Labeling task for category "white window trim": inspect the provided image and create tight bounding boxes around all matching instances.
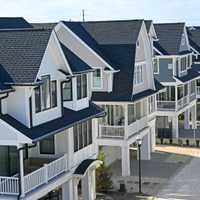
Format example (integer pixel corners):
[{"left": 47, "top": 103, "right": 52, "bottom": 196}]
[
  {"left": 153, "top": 58, "right": 159, "bottom": 74},
  {"left": 134, "top": 64, "right": 144, "bottom": 86},
  {"left": 92, "top": 68, "right": 103, "bottom": 90}
]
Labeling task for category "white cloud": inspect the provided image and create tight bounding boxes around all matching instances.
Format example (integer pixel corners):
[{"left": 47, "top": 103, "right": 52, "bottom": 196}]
[{"left": 0, "top": 0, "right": 200, "bottom": 25}]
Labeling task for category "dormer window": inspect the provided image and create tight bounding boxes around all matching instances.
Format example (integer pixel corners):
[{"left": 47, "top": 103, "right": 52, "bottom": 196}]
[
  {"left": 62, "top": 79, "right": 72, "bottom": 101},
  {"left": 34, "top": 75, "right": 57, "bottom": 113},
  {"left": 77, "top": 74, "right": 87, "bottom": 100},
  {"left": 41, "top": 76, "right": 51, "bottom": 110},
  {"left": 92, "top": 68, "right": 102, "bottom": 89}
]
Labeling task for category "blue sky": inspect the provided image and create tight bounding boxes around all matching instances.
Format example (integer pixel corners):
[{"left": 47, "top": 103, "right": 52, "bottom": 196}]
[{"left": 1, "top": 0, "right": 200, "bottom": 25}]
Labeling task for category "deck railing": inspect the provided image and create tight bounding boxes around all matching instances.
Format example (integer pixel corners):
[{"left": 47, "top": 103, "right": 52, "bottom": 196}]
[
  {"left": 177, "top": 96, "right": 189, "bottom": 111},
  {"left": 99, "top": 125, "right": 125, "bottom": 138},
  {"left": 24, "top": 154, "right": 68, "bottom": 194},
  {"left": 0, "top": 176, "right": 19, "bottom": 195},
  {"left": 157, "top": 101, "right": 176, "bottom": 111}
]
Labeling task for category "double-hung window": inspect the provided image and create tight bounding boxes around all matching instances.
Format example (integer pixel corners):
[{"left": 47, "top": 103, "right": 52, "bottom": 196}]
[
  {"left": 51, "top": 81, "right": 57, "bottom": 108},
  {"left": 134, "top": 64, "right": 143, "bottom": 85},
  {"left": 40, "top": 136, "right": 55, "bottom": 154},
  {"left": 62, "top": 79, "right": 72, "bottom": 101},
  {"left": 92, "top": 69, "right": 102, "bottom": 89},
  {"left": 41, "top": 76, "right": 51, "bottom": 110},
  {"left": 73, "top": 120, "right": 92, "bottom": 152},
  {"left": 77, "top": 74, "right": 87, "bottom": 100},
  {"left": 34, "top": 76, "right": 57, "bottom": 113}
]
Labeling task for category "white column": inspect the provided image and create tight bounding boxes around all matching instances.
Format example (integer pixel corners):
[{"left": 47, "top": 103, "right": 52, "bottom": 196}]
[
  {"left": 150, "top": 120, "right": 156, "bottom": 152},
  {"left": 191, "top": 105, "right": 197, "bottom": 129},
  {"left": 73, "top": 178, "right": 79, "bottom": 200},
  {"left": 140, "top": 134, "right": 151, "bottom": 160},
  {"left": 18, "top": 146, "right": 25, "bottom": 197},
  {"left": 82, "top": 170, "right": 95, "bottom": 200},
  {"left": 184, "top": 109, "right": 190, "bottom": 129},
  {"left": 121, "top": 145, "right": 130, "bottom": 176},
  {"left": 91, "top": 169, "right": 96, "bottom": 200},
  {"left": 172, "top": 115, "right": 179, "bottom": 138},
  {"left": 62, "top": 179, "right": 73, "bottom": 200}
]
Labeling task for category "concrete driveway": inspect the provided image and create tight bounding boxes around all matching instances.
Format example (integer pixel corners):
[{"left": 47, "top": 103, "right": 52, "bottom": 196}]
[{"left": 155, "top": 157, "right": 200, "bottom": 200}]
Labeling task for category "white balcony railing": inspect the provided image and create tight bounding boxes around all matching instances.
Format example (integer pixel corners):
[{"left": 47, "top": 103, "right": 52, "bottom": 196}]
[
  {"left": 24, "top": 154, "right": 68, "bottom": 194},
  {"left": 99, "top": 125, "right": 125, "bottom": 138},
  {"left": 190, "top": 93, "right": 196, "bottom": 102},
  {"left": 157, "top": 101, "right": 176, "bottom": 111},
  {"left": 127, "top": 116, "right": 148, "bottom": 138},
  {"left": 177, "top": 96, "right": 189, "bottom": 111},
  {"left": 0, "top": 176, "right": 19, "bottom": 195}
]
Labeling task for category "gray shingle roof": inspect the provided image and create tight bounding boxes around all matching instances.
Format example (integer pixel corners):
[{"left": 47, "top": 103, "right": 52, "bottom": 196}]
[
  {"left": 31, "top": 23, "right": 57, "bottom": 30},
  {"left": 0, "top": 17, "right": 32, "bottom": 29},
  {"left": 0, "top": 29, "right": 52, "bottom": 84},
  {"left": 60, "top": 42, "right": 93, "bottom": 74},
  {"left": 154, "top": 23, "right": 185, "bottom": 55},
  {"left": 0, "top": 103, "right": 104, "bottom": 142},
  {"left": 63, "top": 20, "right": 145, "bottom": 101},
  {"left": 187, "top": 27, "right": 200, "bottom": 53}
]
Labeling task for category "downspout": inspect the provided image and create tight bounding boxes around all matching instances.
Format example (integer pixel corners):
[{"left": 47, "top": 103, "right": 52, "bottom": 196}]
[
  {"left": 0, "top": 93, "right": 9, "bottom": 115},
  {"left": 17, "top": 143, "right": 37, "bottom": 200}
]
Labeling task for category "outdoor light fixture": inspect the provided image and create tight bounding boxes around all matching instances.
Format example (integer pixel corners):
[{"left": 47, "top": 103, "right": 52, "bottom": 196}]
[{"left": 136, "top": 137, "right": 142, "bottom": 194}]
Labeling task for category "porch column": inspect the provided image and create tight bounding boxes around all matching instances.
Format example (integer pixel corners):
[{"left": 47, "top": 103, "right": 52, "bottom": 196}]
[
  {"left": 172, "top": 115, "right": 179, "bottom": 138},
  {"left": 184, "top": 109, "right": 190, "bottom": 129},
  {"left": 191, "top": 105, "right": 197, "bottom": 129},
  {"left": 140, "top": 133, "right": 151, "bottom": 160},
  {"left": 18, "top": 146, "right": 25, "bottom": 197},
  {"left": 150, "top": 120, "right": 156, "bottom": 152},
  {"left": 62, "top": 179, "right": 73, "bottom": 200},
  {"left": 121, "top": 145, "right": 130, "bottom": 176},
  {"left": 82, "top": 170, "right": 95, "bottom": 200},
  {"left": 73, "top": 178, "right": 79, "bottom": 200}
]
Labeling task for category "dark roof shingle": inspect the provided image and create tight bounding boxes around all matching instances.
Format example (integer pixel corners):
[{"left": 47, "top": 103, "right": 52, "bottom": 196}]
[
  {"left": 154, "top": 23, "right": 185, "bottom": 55},
  {"left": 0, "top": 29, "right": 51, "bottom": 84}
]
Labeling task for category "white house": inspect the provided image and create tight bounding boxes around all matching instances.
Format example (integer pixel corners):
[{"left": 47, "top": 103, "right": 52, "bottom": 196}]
[
  {"left": 153, "top": 23, "right": 200, "bottom": 139},
  {"left": 0, "top": 18, "right": 105, "bottom": 200},
  {"left": 59, "top": 19, "right": 164, "bottom": 177}
]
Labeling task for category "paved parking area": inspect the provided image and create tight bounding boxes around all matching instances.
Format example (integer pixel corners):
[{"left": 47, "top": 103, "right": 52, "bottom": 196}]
[{"left": 109, "top": 145, "right": 200, "bottom": 197}]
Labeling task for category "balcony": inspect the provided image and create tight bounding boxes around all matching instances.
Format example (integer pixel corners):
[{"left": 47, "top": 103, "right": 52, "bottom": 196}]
[
  {"left": 99, "top": 125, "right": 125, "bottom": 138},
  {"left": 157, "top": 101, "right": 176, "bottom": 111},
  {"left": 157, "top": 94, "right": 196, "bottom": 112},
  {"left": 0, "top": 154, "right": 68, "bottom": 196}
]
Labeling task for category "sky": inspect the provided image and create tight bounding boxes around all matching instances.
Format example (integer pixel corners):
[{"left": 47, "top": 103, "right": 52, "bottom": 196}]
[{"left": 1, "top": 0, "right": 200, "bottom": 25}]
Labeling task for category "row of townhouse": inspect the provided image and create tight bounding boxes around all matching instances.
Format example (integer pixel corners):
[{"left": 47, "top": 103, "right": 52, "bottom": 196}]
[{"left": 0, "top": 17, "right": 200, "bottom": 200}]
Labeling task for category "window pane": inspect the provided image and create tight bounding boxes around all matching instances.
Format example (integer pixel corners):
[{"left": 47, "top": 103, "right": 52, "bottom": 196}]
[
  {"left": 74, "top": 126, "right": 79, "bottom": 152},
  {"left": 82, "top": 74, "right": 87, "bottom": 98},
  {"left": 93, "top": 69, "right": 102, "bottom": 88},
  {"left": 34, "top": 86, "right": 41, "bottom": 113},
  {"left": 83, "top": 122, "right": 88, "bottom": 147},
  {"left": 128, "top": 104, "right": 136, "bottom": 125},
  {"left": 51, "top": 81, "right": 57, "bottom": 107},
  {"left": 78, "top": 124, "right": 83, "bottom": 149},
  {"left": 77, "top": 76, "right": 82, "bottom": 100},
  {"left": 63, "top": 80, "right": 72, "bottom": 101},
  {"left": 41, "top": 76, "right": 50, "bottom": 110},
  {"left": 40, "top": 136, "right": 55, "bottom": 154},
  {"left": 88, "top": 120, "right": 92, "bottom": 144}
]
